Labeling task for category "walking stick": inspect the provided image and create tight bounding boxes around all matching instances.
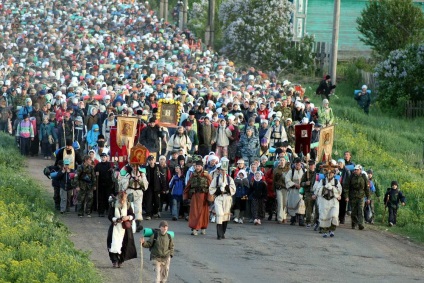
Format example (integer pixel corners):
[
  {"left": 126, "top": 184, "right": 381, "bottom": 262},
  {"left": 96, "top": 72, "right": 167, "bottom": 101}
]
[
  {"left": 140, "top": 233, "right": 144, "bottom": 283},
  {"left": 96, "top": 171, "right": 99, "bottom": 212}
]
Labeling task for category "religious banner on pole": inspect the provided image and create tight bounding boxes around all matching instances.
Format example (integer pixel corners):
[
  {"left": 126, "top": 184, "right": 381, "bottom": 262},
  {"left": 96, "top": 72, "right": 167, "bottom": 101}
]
[
  {"left": 294, "top": 123, "right": 313, "bottom": 156},
  {"left": 317, "top": 125, "right": 335, "bottom": 162},
  {"left": 109, "top": 127, "right": 128, "bottom": 168},
  {"left": 129, "top": 144, "right": 149, "bottom": 166},
  {"left": 116, "top": 116, "right": 138, "bottom": 152}
]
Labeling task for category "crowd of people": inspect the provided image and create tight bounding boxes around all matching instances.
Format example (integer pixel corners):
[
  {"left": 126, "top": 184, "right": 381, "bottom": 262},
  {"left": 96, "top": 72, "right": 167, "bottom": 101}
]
[{"left": 0, "top": 0, "right": 407, "bottom": 278}]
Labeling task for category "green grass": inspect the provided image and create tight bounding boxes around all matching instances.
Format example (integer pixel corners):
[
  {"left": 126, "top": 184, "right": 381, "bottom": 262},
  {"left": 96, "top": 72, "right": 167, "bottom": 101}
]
[
  {"left": 306, "top": 71, "right": 424, "bottom": 243},
  {"left": 0, "top": 133, "right": 102, "bottom": 282}
]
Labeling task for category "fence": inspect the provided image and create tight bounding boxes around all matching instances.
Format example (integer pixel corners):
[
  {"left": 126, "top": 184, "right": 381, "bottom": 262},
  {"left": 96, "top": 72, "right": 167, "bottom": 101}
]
[
  {"left": 405, "top": 101, "right": 424, "bottom": 118},
  {"left": 360, "top": 70, "right": 376, "bottom": 91}
]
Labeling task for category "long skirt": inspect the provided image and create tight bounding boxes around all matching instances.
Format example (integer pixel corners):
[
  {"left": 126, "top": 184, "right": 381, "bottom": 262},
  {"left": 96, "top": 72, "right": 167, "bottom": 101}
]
[{"left": 188, "top": 192, "right": 209, "bottom": 230}]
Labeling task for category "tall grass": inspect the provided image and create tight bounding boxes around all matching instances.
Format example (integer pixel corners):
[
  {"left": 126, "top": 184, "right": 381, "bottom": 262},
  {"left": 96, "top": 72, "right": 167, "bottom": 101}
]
[
  {"left": 306, "top": 64, "right": 424, "bottom": 242},
  {"left": 0, "top": 133, "right": 101, "bottom": 282}
]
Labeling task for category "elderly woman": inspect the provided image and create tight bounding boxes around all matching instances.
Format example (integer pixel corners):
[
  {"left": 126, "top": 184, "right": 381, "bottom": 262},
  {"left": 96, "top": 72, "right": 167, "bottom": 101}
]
[{"left": 107, "top": 190, "right": 137, "bottom": 268}]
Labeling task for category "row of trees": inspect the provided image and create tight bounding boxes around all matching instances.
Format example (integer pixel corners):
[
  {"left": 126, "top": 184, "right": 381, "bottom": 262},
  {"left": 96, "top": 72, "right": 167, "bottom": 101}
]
[
  {"left": 357, "top": 0, "right": 424, "bottom": 111},
  {"left": 184, "top": 0, "right": 423, "bottom": 113}
]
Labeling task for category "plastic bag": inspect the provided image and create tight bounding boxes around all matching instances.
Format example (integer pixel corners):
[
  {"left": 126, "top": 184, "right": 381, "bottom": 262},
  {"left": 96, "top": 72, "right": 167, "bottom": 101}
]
[{"left": 364, "top": 203, "right": 373, "bottom": 223}]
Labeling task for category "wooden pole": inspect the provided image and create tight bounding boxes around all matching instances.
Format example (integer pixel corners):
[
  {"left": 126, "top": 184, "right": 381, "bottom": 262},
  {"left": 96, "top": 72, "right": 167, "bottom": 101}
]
[
  {"left": 164, "top": 0, "right": 168, "bottom": 22},
  {"left": 159, "top": 0, "right": 164, "bottom": 20},
  {"left": 183, "top": 0, "right": 188, "bottom": 29},
  {"left": 330, "top": 0, "right": 340, "bottom": 84}
]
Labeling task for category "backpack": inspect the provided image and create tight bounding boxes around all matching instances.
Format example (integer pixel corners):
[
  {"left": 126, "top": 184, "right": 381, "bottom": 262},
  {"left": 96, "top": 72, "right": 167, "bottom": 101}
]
[
  {"left": 322, "top": 177, "right": 338, "bottom": 187},
  {"left": 149, "top": 229, "right": 172, "bottom": 260}
]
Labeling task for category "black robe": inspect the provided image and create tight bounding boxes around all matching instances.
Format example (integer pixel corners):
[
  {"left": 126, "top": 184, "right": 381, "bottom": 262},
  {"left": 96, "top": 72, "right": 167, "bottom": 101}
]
[{"left": 106, "top": 203, "right": 137, "bottom": 263}]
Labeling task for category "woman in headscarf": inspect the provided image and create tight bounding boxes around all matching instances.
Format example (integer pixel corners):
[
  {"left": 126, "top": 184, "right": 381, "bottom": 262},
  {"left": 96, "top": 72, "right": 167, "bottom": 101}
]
[{"left": 107, "top": 190, "right": 137, "bottom": 268}]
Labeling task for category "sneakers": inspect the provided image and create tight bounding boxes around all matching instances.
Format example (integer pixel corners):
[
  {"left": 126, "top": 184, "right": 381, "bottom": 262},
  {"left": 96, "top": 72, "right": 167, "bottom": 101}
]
[
  {"left": 211, "top": 215, "right": 216, "bottom": 223},
  {"left": 257, "top": 219, "right": 261, "bottom": 225},
  {"left": 239, "top": 219, "right": 244, "bottom": 224},
  {"left": 191, "top": 230, "right": 198, "bottom": 236},
  {"left": 323, "top": 233, "right": 328, "bottom": 238},
  {"left": 306, "top": 224, "right": 311, "bottom": 228},
  {"left": 313, "top": 223, "right": 319, "bottom": 231},
  {"left": 254, "top": 219, "right": 258, "bottom": 225},
  {"left": 145, "top": 216, "right": 151, "bottom": 220},
  {"left": 201, "top": 229, "right": 206, "bottom": 235},
  {"left": 172, "top": 216, "right": 178, "bottom": 221},
  {"left": 329, "top": 231, "right": 335, "bottom": 237},
  {"left": 87, "top": 214, "right": 91, "bottom": 218},
  {"left": 233, "top": 217, "right": 239, "bottom": 223},
  {"left": 389, "top": 222, "right": 393, "bottom": 227}
]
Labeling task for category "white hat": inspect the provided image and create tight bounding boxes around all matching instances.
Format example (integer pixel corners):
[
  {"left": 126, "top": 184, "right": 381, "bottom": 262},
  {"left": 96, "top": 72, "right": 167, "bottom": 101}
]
[
  {"left": 362, "top": 85, "right": 367, "bottom": 89},
  {"left": 354, "top": 165, "right": 362, "bottom": 170},
  {"left": 283, "top": 80, "right": 291, "bottom": 86}
]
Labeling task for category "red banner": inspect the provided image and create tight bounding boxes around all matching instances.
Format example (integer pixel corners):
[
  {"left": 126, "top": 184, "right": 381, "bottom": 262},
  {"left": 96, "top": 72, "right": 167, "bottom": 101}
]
[
  {"left": 109, "top": 127, "right": 128, "bottom": 168},
  {"left": 295, "top": 124, "right": 313, "bottom": 155}
]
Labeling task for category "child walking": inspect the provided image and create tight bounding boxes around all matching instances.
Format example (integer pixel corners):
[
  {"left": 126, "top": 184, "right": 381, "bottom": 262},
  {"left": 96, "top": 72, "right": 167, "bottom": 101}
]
[{"left": 384, "top": 181, "right": 406, "bottom": 227}]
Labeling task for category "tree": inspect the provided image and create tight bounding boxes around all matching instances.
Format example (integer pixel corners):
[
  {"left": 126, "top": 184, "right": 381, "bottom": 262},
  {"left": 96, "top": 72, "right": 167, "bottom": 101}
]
[
  {"left": 218, "top": 0, "right": 314, "bottom": 73},
  {"left": 357, "top": 0, "right": 424, "bottom": 59},
  {"left": 374, "top": 44, "right": 424, "bottom": 114}
]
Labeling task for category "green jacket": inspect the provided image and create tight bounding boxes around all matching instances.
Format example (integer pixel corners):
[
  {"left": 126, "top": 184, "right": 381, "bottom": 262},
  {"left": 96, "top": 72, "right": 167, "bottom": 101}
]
[
  {"left": 346, "top": 173, "right": 370, "bottom": 200},
  {"left": 143, "top": 231, "right": 174, "bottom": 261}
]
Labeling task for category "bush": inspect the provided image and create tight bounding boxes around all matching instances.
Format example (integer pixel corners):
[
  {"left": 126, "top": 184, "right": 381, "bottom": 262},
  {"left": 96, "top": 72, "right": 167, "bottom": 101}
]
[
  {"left": 0, "top": 133, "right": 101, "bottom": 282},
  {"left": 374, "top": 44, "right": 424, "bottom": 114}
]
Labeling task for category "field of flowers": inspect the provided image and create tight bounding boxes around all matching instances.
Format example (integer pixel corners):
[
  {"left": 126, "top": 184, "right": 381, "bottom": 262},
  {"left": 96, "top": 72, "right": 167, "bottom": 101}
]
[
  {"left": 0, "top": 134, "right": 101, "bottom": 282},
  {"left": 309, "top": 78, "right": 424, "bottom": 242}
]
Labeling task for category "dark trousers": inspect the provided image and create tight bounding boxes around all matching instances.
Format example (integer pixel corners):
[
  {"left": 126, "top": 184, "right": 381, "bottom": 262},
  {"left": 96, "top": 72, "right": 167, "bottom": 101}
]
[
  {"left": 53, "top": 186, "right": 60, "bottom": 210},
  {"left": 41, "top": 140, "right": 52, "bottom": 157},
  {"left": 388, "top": 206, "right": 398, "bottom": 225},
  {"left": 216, "top": 221, "right": 228, "bottom": 239},
  {"left": 19, "top": 137, "right": 31, "bottom": 156},
  {"left": 30, "top": 135, "right": 39, "bottom": 156},
  {"left": 339, "top": 197, "right": 347, "bottom": 223},
  {"left": 144, "top": 188, "right": 161, "bottom": 217}
]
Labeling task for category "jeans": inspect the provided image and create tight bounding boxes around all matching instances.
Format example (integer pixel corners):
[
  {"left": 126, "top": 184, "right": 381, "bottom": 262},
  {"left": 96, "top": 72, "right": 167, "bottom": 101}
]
[{"left": 172, "top": 195, "right": 182, "bottom": 218}]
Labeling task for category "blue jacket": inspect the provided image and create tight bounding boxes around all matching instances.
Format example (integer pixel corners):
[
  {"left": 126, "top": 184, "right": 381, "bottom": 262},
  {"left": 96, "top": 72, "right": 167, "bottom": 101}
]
[
  {"left": 169, "top": 174, "right": 185, "bottom": 196},
  {"left": 86, "top": 124, "right": 100, "bottom": 147},
  {"left": 39, "top": 122, "right": 57, "bottom": 141}
]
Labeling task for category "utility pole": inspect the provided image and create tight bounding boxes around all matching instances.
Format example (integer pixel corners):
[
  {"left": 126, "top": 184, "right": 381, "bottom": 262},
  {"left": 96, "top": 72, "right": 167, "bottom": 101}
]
[
  {"left": 205, "top": 0, "right": 215, "bottom": 47},
  {"left": 164, "top": 0, "right": 168, "bottom": 22},
  {"left": 183, "top": 0, "right": 188, "bottom": 29},
  {"left": 159, "top": 0, "right": 164, "bottom": 20},
  {"left": 330, "top": 0, "right": 340, "bottom": 84}
]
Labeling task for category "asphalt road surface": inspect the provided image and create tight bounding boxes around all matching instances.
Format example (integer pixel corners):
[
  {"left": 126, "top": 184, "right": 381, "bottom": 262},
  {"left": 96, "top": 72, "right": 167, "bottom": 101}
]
[{"left": 28, "top": 158, "right": 424, "bottom": 283}]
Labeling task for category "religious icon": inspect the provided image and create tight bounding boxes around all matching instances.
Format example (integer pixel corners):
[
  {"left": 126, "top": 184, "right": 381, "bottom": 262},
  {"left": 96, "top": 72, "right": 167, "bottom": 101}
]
[
  {"left": 157, "top": 99, "right": 183, "bottom": 128},
  {"left": 129, "top": 144, "right": 149, "bottom": 165},
  {"left": 117, "top": 116, "right": 138, "bottom": 151},
  {"left": 301, "top": 130, "right": 308, "bottom": 138},
  {"left": 317, "top": 126, "right": 334, "bottom": 162}
]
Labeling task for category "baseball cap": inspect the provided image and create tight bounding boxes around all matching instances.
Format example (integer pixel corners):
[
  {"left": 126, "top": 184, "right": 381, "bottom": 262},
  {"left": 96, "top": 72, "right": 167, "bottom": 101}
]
[{"left": 159, "top": 220, "right": 168, "bottom": 227}]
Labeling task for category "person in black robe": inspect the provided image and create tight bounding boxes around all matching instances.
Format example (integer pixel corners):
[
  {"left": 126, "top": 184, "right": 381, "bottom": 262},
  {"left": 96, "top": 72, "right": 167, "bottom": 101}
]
[{"left": 107, "top": 191, "right": 137, "bottom": 268}]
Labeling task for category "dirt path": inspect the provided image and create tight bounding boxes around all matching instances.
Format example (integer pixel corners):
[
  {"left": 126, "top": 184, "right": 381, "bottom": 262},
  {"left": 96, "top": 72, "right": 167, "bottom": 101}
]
[{"left": 27, "top": 157, "right": 424, "bottom": 283}]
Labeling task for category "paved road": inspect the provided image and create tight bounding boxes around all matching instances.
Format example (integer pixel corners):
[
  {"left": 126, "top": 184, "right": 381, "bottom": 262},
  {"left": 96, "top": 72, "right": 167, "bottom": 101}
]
[{"left": 28, "top": 158, "right": 424, "bottom": 283}]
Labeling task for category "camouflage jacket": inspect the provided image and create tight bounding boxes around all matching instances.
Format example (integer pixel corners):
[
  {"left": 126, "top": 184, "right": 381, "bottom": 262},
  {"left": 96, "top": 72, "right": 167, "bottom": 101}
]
[
  {"left": 76, "top": 164, "right": 96, "bottom": 190},
  {"left": 346, "top": 174, "right": 370, "bottom": 200},
  {"left": 187, "top": 170, "right": 211, "bottom": 194}
]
